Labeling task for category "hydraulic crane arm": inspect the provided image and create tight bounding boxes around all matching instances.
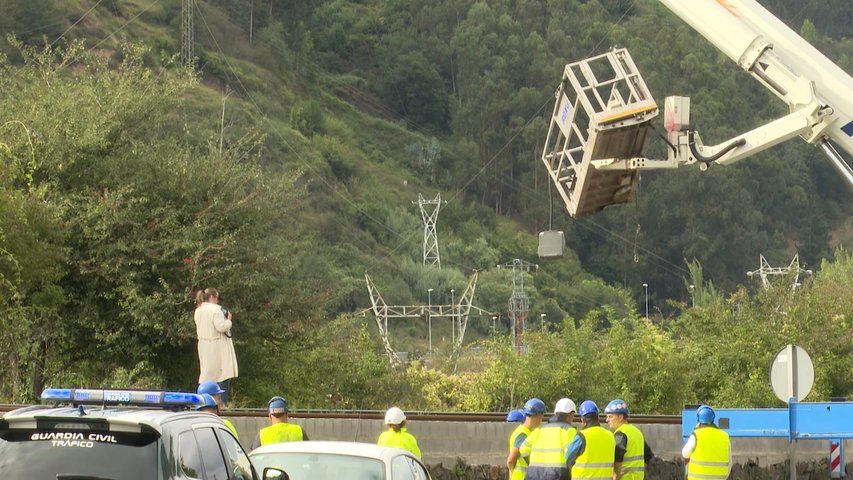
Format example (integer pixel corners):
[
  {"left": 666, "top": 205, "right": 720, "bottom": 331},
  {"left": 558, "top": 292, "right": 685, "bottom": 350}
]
[
  {"left": 542, "top": 0, "right": 853, "bottom": 218},
  {"left": 658, "top": 0, "right": 853, "bottom": 179}
]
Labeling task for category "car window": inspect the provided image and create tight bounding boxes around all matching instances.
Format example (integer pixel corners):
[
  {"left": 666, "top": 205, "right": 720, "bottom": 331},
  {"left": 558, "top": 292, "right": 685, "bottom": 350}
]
[
  {"left": 0, "top": 427, "right": 159, "bottom": 480},
  {"left": 250, "top": 452, "right": 385, "bottom": 480},
  {"left": 195, "top": 427, "right": 229, "bottom": 480},
  {"left": 218, "top": 428, "right": 256, "bottom": 480},
  {"left": 179, "top": 431, "right": 203, "bottom": 479},
  {"left": 409, "top": 457, "right": 430, "bottom": 480},
  {"left": 391, "top": 455, "right": 416, "bottom": 480}
]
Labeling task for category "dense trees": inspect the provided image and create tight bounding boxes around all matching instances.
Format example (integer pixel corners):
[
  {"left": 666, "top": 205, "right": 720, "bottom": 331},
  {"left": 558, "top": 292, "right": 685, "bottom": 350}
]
[
  {"left": 293, "top": 250, "right": 853, "bottom": 413},
  {"left": 0, "top": 0, "right": 850, "bottom": 411},
  {"left": 0, "top": 42, "right": 332, "bottom": 401},
  {"left": 289, "top": 0, "right": 852, "bottom": 303}
]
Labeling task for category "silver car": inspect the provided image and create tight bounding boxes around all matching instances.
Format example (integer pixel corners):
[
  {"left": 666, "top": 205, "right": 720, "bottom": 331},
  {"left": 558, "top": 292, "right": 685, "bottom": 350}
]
[{"left": 249, "top": 441, "right": 431, "bottom": 480}]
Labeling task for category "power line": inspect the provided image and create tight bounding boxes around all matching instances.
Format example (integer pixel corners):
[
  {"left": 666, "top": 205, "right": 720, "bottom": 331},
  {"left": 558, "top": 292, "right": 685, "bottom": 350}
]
[
  {"left": 192, "top": 0, "right": 692, "bottom": 287},
  {"left": 187, "top": 0, "right": 684, "bottom": 326},
  {"left": 90, "top": 0, "right": 162, "bottom": 51},
  {"left": 193, "top": 2, "right": 405, "bottom": 245},
  {"left": 50, "top": 0, "right": 105, "bottom": 47},
  {"left": 492, "top": 174, "right": 690, "bottom": 281},
  {"left": 189, "top": 1, "right": 654, "bottom": 278}
]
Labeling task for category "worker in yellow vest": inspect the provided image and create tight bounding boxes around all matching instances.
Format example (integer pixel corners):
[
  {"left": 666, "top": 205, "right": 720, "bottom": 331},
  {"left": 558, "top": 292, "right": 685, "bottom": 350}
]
[
  {"left": 377, "top": 406, "right": 421, "bottom": 458},
  {"left": 567, "top": 401, "right": 616, "bottom": 479},
  {"left": 519, "top": 397, "right": 578, "bottom": 480},
  {"left": 682, "top": 405, "right": 731, "bottom": 480},
  {"left": 604, "top": 399, "right": 653, "bottom": 480},
  {"left": 197, "top": 393, "right": 240, "bottom": 439},
  {"left": 506, "top": 398, "right": 546, "bottom": 480},
  {"left": 250, "top": 396, "right": 308, "bottom": 450}
]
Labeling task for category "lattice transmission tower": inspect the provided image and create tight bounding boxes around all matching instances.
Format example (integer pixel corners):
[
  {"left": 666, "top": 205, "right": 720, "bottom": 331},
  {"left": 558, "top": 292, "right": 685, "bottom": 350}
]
[
  {"left": 497, "top": 259, "right": 538, "bottom": 355},
  {"left": 747, "top": 254, "right": 812, "bottom": 290},
  {"left": 413, "top": 193, "right": 445, "bottom": 268},
  {"left": 364, "top": 272, "right": 490, "bottom": 364},
  {"left": 181, "top": 0, "right": 194, "bottom": 70}
]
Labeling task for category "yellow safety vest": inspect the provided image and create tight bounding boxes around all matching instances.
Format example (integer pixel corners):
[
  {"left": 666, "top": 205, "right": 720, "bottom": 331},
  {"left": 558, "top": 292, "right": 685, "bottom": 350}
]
[
  {"left": 523, "top": 423, "right": 578, "bottom": 478},
  {"left": 687, "top": 426, "right": 730, "bottom": 480},
  {"left": 571, "top": 425, "right": 615, "bottom": 480},
  {"left": 223, "top": 418, "right": 239, "bottom": 439},
  {"left": 509, "top": 424, "right": 532, "bottom": 480},
  {"left": 615, "top": 423, "right": 644, "bottom": 480},
  {"left": 259, "top": 422, "right": 304, "bottom": 446},
  {"left": 377, "top": 427, "right": 421, "bottom": 458}
]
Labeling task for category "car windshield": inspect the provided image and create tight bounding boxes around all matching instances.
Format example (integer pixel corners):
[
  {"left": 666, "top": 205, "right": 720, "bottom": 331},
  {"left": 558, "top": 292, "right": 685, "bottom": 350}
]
[
  {"left": 0, "top": 427, "right": 160, "bottom": 480},
  {"left": 250, "top": 452, "right": 385, "bottom": 480}
]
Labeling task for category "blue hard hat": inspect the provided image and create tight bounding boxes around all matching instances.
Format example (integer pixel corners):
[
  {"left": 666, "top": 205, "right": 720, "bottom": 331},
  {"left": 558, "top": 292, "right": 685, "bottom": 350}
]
[
  {"left": 268, "top": 396, "right": 289, "bottom": 415},
  {"left": 198, "top": 381, "right": 225, "bottom": 396},
  {"left": 578, "top": 400, "right": 599, "bottom": 417},
  {"left": 506, "top": 409, "right": 525, "bottom": 422},
  {"left": 604, "top": 399, "right": 629, "bottom": 415},
  {"left": 195, "top": 393, "right": 218, "bottom": 411},
  {"left": 697, "top": 405, "right": 716, "bottom": 425},
  {"left": 523, "top": 398, "right": 546, "bottom": 416}
]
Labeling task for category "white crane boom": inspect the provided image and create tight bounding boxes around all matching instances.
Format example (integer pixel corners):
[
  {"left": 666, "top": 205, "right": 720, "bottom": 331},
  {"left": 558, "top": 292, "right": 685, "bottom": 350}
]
[
  {"left": 660, "top": 0, "right": 853, "bottom": 161},
  {"left": 542, "top": 0, "right": 853, "bottom": 218}
]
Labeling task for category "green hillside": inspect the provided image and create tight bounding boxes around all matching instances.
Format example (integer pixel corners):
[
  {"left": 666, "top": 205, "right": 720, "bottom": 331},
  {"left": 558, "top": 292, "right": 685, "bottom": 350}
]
[{"left": 0, "top": 0, "right": 851, "bottom": 412}]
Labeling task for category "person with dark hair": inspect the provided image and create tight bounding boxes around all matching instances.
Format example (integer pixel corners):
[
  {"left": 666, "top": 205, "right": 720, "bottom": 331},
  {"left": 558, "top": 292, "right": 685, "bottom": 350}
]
[
  {"left": 194, "top": 287, "right": 238, "bottom": 405},
  {"left": 251, "top": 396, "right": 308, "bottom": 450},
  {"left": 604, "top": 399, "right": 653, "bottom": 479}
]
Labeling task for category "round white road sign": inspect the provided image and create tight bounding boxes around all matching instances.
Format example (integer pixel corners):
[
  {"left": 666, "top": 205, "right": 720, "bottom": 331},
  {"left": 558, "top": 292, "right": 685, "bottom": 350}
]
[{"left": 769, "top": 344, "right": 814, "bottom": 403}]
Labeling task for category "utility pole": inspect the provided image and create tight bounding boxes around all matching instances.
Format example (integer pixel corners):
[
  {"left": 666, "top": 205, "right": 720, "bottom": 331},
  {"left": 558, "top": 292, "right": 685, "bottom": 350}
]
[
  {"left": 413, "top": 193, "right": 445, "bottom": 268},
  {"left": 497, "top": 259, "right": 538, "bottom": 355},
  {"left": 427, "top": 288, "right": 433, "bottom": 354},
  {"left": 219, "top": 87, "right": 231, "bottom": 157},
  {"left": 450, "top": 289, "right": 455, "bottom": 345},
  {"left": 181, "top": 0, "right": 194, "bottom": 70},
  {"left": 249, "top": 0, "right": 254, "bottom": 44}
]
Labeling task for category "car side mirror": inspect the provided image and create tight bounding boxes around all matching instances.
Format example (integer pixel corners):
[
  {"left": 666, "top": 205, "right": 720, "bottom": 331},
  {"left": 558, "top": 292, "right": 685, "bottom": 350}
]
[{"left": 263, "top": 467, "right": 289, "bottom": 480}]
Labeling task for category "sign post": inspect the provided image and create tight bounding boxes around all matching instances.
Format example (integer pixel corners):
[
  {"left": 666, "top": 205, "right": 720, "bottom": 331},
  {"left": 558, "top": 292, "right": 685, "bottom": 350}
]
[
  {"left": 769, "top": 345, "right": 814, "bottom": 480},
  {"left": 683, "top": 344, "right": 851, "bottom": 479}
]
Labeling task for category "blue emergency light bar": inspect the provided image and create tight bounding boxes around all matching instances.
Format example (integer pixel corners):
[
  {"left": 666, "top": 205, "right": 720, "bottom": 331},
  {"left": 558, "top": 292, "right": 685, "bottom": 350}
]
[{"left": 41, "top": 388, "right": 204, "bottom": 407}]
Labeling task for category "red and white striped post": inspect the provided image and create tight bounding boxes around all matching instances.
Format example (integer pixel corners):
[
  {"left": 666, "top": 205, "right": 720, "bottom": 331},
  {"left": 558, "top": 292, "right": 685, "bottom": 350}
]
[{"left": 830, "top": 439, "right": 845, "bottom": 478}]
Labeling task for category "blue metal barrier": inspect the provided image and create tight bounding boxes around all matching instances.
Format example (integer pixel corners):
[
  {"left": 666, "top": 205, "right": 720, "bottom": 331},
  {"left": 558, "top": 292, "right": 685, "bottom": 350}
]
[{"left": 682, "top": 401, "right": 851, "bottom": 478}]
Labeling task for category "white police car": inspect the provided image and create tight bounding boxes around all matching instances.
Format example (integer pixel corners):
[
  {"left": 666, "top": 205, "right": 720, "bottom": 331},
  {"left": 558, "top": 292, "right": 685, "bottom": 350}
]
[{"left": 0, "top": 388, "right": 287, "bottom": 480}]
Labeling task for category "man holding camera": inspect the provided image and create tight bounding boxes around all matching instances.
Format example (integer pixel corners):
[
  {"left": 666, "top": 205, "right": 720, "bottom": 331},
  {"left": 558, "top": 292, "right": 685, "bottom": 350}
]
[{"left": 194, "top": 287, "right": 238, "bottom": 405}]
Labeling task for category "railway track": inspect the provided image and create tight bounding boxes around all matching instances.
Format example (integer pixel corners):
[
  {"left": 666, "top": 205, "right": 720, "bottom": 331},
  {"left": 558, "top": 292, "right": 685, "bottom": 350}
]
[{"left": 0, "top": 404, "right": 681, "bottom": 424}]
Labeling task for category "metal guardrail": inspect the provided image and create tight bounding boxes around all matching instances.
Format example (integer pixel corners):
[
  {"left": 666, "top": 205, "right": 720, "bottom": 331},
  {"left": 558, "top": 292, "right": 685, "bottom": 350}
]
[{"left": 0, "top": 404, "right": 680, "bottom": 424}]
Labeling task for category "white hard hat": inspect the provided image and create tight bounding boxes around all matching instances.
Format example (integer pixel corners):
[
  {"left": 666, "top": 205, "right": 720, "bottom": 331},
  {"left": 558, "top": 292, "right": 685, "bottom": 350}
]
[
  {"left": 384, "top": 406, "right": 407, "bottom": 425},
  {"left": 555, "top": 398, "right": 577, "bottom": 414}
]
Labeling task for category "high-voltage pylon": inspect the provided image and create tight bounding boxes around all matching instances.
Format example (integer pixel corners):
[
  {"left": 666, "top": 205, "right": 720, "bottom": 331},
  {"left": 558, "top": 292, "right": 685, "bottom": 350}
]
[
  {"left": 364, "top": 272, "right": 490, "bottom": 364},
  {"left": 497, "top": 259, "right": 538, "bottom": 355},
  {"left": 747, "top": 254, "right": 812, "bottom": 290},
  {"left": 181, "top": 0, "right": 194, "bottom": 70},
  {"left": 412, "top": 193, "right": 445, "bottom": 268}
]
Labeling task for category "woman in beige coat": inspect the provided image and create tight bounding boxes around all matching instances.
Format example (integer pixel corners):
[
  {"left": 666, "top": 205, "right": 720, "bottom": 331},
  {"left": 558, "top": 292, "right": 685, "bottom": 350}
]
[{"left": 194, "top": 288, "right": 238, "bottom": 404}]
